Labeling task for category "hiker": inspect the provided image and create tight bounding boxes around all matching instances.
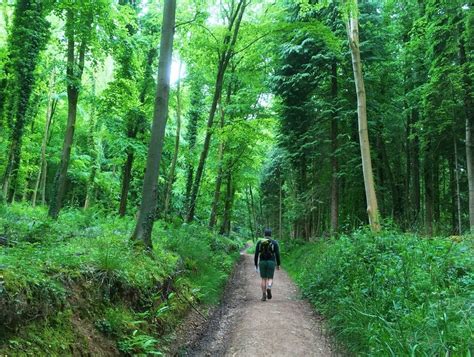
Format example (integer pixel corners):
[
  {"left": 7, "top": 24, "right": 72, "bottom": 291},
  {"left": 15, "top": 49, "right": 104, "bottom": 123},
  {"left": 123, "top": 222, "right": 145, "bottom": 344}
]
[{"left": 254, "top": 228, "right": 281, "bottom": 301}]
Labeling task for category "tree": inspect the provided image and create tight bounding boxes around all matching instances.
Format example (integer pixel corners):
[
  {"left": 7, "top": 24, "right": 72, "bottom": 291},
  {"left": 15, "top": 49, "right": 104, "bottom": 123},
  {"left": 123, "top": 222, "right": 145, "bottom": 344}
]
[
  {"left": 186, "top": 0, "right": 249, "bottom": 222},
  {"left": 346, "top": 0, "right": 380, "bottom": 232},
  {"left": 48, "top": 1, "right": 111, "bottom": 219},
  {"left": 131, "top": 0, "right": 176, "bottom": 249},
  {"left": 1, "top": 0, "right": 50, "bottom": 202}
]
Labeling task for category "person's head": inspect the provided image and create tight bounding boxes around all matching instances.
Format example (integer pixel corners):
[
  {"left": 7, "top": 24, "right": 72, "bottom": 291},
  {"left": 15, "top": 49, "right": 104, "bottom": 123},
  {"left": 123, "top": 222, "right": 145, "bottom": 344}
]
[{"left": 264, "top": 228, "right": 272, "bottom": 237}]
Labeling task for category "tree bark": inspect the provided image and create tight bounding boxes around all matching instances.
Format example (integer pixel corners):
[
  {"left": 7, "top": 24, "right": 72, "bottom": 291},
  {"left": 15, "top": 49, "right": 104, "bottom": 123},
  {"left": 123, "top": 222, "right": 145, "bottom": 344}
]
[
  {"left": 131, "top": 0, "right": 176, "bottom": 249},
  {"left": 164, "top": 62, "right": 183, "bottom": 217},
  {"left": 347, "top": 0, "right": 381, "bottom": 232},
  {"left": 186, "top": 0, "right": 247, "bottom": 222}
]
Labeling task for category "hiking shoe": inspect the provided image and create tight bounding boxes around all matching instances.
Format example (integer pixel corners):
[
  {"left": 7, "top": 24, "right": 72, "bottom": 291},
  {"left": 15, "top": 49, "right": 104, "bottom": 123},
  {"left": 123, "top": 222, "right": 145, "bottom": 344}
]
[
  {"left": 266, "top": 288, "right": 272, "bottom": 300},
  {"left": 261, "top": 293, "right": 267, "bottom": 301}
]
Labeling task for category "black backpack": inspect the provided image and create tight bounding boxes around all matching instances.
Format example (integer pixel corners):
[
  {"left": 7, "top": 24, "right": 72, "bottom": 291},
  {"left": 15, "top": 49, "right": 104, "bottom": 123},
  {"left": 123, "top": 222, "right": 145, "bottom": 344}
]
[{"left": 259, "top": 238, "right": 275, "bottom": 260}]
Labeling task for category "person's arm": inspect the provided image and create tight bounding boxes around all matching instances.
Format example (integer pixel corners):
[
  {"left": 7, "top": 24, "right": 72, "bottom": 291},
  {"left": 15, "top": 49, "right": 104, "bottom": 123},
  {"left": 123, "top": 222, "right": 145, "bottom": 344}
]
[
  {"left": 274, "top": 240, "right": 281, "bottom": 267},
  {"left": 254, "top": 241, "right": 260, "bottom": 267}
]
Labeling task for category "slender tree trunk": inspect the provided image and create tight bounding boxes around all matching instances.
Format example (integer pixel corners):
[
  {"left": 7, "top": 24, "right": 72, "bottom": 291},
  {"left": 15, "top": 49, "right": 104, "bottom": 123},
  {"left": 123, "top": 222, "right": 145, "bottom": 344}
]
[
  {"left": 330, "top": 61, "right": 339, "bottom": 234},
  {"left": 186, "top": 0, "right": 247, "bottom": 222},
  {"left": 347, "top": 1, "right": 381, "bottom": 232},
  {"left": 163, "top": 62, "right": 183, "bottom": 217},
  {"left": 454, "top": 136, "right": 462, "bottom": 234},
  {"left": 32, "top": 78, "right": 57, "bottom": 207},
  {"left": 49, "top": 11, "right": 88, "bottom": 219},
  {"left": 131, "top": 0, "right": 176, "bottom": 249},
  {"left": 460, "top": 25, "right": 474, "bottom": 231}
]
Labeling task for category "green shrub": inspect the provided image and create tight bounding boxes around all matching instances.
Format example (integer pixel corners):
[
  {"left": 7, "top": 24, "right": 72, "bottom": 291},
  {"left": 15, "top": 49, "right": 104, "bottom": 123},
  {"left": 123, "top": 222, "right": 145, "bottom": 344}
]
[
  {"left": 285, "top": 230, "right": 474, "bottom": 356},
  {"left": 0, "top": 204, "right": 242, "bottom": 355}
]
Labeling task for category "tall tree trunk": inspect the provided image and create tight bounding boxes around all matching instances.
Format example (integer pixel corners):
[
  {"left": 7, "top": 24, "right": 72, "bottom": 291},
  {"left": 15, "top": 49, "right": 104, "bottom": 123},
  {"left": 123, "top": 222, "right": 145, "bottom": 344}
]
[
  {"left": 49, "top": 12, "right": 87, "bottom": 219},
  {"left": 164, "top": 62, "right": 183, "bottom": 217},
  {"left": 131, "top": 0, "right": 176, "bottom": 249},
  {"left": 186, "top": 0, "right": 247, "bottom": 222},
  {"left": 330, "top": 61, "right": 339, "bottom": 234},
  {"left": 460, "top": 23, "right": 474, "bottom": 232},
  {"left": 347, "top": 0, "right": 381, "bottom": 232},
  {"left": 32, "top": 79, "right": 57, "bottom": 207},
  {"left": 454, "top": 136, "right": 462, "bottom": 234}
]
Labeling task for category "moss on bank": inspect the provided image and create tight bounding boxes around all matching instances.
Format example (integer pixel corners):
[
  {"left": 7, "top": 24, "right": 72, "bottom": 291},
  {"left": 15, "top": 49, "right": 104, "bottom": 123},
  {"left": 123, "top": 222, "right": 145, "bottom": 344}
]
[{"left": 0, "top": 204, "right": 242, "bottom": 355}]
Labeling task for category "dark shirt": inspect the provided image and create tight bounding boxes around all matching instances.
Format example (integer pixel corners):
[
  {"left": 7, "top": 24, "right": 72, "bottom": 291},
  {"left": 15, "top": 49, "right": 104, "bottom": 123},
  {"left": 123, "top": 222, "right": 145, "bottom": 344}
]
[{"left": 254, "top": 238, "right": 281, "bottom": 267}]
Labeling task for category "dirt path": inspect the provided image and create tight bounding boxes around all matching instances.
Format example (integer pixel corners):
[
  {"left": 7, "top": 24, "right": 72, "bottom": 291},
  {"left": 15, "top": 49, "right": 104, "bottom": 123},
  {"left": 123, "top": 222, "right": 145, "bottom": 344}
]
[{"left": 179, "top": 253, "right": 334, "bottom": 356}]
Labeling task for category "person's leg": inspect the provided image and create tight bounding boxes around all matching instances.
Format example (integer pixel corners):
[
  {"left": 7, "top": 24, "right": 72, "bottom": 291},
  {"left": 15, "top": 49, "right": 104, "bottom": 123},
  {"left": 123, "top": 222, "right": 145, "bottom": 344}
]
[
  {"left": 266, "top": 261, "right": 276, "bottom": 299},
  {"left": 267, "top": 278, "right": 273, "bottom": 289},
  {"left": 261, "top": 278, "right": 267, "bottom": 293}
]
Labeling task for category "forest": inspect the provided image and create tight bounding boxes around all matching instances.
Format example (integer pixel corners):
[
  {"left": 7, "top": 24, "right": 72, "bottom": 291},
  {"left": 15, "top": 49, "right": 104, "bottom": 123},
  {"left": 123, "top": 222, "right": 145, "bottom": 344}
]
[{"left": 0, "top": 0, "right": 473, "bottom": 355}]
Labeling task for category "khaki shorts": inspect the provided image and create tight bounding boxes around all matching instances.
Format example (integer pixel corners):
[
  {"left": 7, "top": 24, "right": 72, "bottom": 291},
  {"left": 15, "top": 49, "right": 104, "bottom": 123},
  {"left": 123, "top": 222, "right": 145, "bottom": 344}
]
[{"left": 259, "top": 260, "right": 276, "bottom": 279}]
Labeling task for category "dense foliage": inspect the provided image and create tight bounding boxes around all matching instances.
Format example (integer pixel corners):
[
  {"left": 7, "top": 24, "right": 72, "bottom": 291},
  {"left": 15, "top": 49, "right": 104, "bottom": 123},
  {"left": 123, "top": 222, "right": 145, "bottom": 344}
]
[
  {"left": 284, "top": 232, "right": 473, "bottom": 355},
  {"left": 0, "top": 204, "right": 241, "bottom": 355}
]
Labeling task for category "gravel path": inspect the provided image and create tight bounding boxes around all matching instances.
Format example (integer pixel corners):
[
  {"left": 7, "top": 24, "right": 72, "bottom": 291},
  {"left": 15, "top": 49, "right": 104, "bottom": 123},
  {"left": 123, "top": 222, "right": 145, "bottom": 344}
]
[{"left": 181, "top": 252, "right": 335, "bottom": 356}]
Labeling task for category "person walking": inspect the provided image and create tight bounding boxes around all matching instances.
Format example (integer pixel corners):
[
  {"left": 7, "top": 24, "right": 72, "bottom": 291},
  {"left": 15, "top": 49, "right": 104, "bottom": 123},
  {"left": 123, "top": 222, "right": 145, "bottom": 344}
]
[{"left": 254, "top": 228, "right": 281, "bottom": 301}]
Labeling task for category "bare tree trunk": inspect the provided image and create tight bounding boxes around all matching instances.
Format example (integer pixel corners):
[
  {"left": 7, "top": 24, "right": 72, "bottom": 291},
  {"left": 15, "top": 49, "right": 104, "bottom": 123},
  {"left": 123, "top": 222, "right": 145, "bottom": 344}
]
[
  {"left": 347, "top": 0, "right": 381, "bottom": 232},
  {"left": 186, "top": 0, "right": 247, "bottom": 222},
  {"left": 163, "top": 62, "right": 182, "bottom": 217},
  {"left": 49, "top": 10, "right": 89, "bottom": 219},
  {"left": 131, "top": 0, "right": 176, "bottom": 249}
]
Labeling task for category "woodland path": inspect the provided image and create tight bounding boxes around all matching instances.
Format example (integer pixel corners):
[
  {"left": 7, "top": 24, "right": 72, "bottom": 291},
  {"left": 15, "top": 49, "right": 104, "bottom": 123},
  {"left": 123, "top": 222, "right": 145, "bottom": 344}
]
[{"left": 177, "top": 253, "right": 335, "bottom": 356}]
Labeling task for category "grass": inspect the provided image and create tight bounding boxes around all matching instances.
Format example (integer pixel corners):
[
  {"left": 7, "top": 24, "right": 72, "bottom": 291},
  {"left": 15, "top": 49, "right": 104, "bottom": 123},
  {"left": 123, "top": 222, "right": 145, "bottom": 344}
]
[
  {"left": 0, "top": 203, "right": 243, "bottom": 355},
  {"left": 284, "top": 230, "right": 474, "bottom": 356}
]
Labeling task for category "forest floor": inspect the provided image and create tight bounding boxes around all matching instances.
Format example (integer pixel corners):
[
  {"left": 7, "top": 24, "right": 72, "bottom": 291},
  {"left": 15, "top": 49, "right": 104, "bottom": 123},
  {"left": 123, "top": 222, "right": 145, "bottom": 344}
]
[{"left": 173, "top": 252, "right": 336, "bottom": 356}]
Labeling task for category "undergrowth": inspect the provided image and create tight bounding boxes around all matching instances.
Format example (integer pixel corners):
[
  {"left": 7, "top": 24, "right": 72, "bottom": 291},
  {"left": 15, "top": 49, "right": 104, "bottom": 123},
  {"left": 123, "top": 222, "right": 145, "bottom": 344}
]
[
  {"left": 0, "top": 203, "right": 242, "bottom": 355},
  {"left": 284, "top": 230, "right": 473, "bottom": 356}
]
